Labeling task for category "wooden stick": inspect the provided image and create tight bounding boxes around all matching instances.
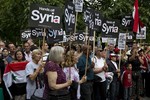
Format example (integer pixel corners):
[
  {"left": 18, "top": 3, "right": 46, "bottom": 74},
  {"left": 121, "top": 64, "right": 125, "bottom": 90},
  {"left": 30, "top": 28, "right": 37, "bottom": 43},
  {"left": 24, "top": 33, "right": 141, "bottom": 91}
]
[
  {"left": 39, "top": 39, "right": 41, "bottom": 49},
  {"left": 93, "top": 31, "right": 96, "bottom": 57},
  {"left": 69, "top": 32, "right": 72, "bottom": 80},
  {"left": 85, "top": 26, "right": 88, "bottom": 45},
  {"left": 68, "top": 12, "right": 78, "bottom": 80},
  {"left": 74, "top": 12, "right": 78, "bottom": 34},
  {"left": 42, "top": 28, "right": 46, "bottom": 62},
  {"left": 118, "top": 50, "right": 121, "bottom": 70},
  {"left": 85, "top": 37, "right": 90, "bottom": 76}
]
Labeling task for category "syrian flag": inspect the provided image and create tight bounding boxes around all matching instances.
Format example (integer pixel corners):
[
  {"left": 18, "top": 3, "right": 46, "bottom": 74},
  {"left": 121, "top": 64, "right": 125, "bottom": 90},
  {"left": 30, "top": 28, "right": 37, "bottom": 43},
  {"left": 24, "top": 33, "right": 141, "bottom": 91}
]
[
  {"left": 3, "top": 61, "right": 28, "bottom": 99},
  {"left": 132, "top": 0, "right": 144, "bottom": 34}
]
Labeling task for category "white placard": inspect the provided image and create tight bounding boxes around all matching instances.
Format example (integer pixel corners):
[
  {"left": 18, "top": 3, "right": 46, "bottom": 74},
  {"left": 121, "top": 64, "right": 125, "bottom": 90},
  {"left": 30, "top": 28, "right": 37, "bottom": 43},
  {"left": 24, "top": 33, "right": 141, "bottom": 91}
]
[
  {"left": 136, "top": 27, "right": 146, "bottom": 39},
  {"left": 108, "top": 38, "right": 117, "bottom": 46},
  {"left": 73, "top": 0, "right": 84, "bottom": 12},
  {"left": 118, "top": 33, "right": 126, "bottom": 50}
]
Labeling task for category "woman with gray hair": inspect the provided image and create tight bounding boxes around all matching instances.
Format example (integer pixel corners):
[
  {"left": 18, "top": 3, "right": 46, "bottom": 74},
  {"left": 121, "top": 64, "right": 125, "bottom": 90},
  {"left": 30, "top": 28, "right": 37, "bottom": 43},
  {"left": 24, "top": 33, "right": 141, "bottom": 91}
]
[{"left": 43, "top": 46, "right": 72, "bottom": 100}]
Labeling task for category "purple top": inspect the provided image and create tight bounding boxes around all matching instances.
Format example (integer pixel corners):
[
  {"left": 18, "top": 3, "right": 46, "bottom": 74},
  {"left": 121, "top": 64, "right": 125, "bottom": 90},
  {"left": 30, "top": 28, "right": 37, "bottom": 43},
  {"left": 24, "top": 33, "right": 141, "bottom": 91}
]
[{"left": 43, "top": 61, "right": 66, "bottom": 99}]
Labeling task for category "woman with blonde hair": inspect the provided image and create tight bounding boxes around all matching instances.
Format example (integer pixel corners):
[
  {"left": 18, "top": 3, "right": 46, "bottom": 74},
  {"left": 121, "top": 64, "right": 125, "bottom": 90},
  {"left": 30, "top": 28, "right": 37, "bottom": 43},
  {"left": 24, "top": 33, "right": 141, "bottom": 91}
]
[
  {"left": 63, "top": 50, "right": 86, "bottom": 100},
  {"left": 25, "top": 49, "right": 45, "bottom": 100}
]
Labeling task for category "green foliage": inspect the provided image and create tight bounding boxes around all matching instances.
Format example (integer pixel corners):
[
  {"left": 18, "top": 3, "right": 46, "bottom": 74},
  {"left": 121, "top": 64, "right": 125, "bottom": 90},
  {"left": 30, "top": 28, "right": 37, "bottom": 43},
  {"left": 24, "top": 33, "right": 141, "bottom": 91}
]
[{"left": 0, "top": 0, "right": 150, "bottom": 44}]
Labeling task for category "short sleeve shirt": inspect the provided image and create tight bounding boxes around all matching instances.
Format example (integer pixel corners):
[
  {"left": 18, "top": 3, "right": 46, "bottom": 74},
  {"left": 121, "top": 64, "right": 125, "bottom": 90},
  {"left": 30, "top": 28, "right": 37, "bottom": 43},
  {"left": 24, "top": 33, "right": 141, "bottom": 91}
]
[
  {"left": 43, "top": 61, "right": 66, "bottom": 99},
  {"left": 25, "top": 61, "right": 44, "bottom": 99}
]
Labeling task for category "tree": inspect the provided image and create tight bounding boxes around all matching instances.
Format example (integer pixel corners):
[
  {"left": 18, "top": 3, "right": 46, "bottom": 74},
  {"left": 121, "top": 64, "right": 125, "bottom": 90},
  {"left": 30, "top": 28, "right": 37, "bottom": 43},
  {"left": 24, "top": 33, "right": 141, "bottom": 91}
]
[{"left": 0, "top": 0, "right": 150, "bottom": 44}]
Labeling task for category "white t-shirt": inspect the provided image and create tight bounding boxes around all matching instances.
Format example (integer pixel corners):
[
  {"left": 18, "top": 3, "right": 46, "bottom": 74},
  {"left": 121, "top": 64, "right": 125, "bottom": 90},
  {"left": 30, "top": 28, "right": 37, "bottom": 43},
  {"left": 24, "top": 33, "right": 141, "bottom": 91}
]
[
  {"left": 92, "top": 56, "right": 106, "bottom": 82},
  {"left": 25, "top": 61, "right": 44, "bottom": 99}
]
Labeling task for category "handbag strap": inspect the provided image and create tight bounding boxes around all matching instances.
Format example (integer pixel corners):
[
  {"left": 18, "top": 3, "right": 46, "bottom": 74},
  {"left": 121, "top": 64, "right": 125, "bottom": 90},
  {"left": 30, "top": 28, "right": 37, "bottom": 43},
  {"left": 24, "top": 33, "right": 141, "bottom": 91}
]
[{"left": 32, "top": 69, "right": 39, "bottom": 96}]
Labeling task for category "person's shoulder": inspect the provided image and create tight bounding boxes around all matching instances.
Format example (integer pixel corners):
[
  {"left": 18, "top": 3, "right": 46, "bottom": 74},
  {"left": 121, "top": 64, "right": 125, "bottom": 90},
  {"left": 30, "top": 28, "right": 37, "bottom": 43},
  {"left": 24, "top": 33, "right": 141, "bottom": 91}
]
[
  {"left": 26, "top": 61, "right": 34, "bottom": 67},
  {"left": 45, "top": 61, "right": 59, "bottom": 71}
]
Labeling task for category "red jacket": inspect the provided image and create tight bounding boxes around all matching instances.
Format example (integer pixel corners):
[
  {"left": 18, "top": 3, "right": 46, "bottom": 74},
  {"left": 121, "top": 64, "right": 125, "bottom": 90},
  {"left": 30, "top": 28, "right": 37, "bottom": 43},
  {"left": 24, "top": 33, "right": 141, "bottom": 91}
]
[{"left": 121, "top": 70, "right": 132, "bottom": 88}]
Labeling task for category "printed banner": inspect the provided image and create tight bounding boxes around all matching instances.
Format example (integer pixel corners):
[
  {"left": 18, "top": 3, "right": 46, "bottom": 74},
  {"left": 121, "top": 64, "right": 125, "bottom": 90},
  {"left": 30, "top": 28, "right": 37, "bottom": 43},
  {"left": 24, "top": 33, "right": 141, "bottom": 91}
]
[
  {"left": 93, "top": 11, "right": 103, "bottom": 31},
  {"left": 118, "top": 33, "right": 126, "bottom": 50},
  {"left": 64, "top": 2, "right": 76, "bottom": 33},
  {"left": 29, "top": 4, "right": 62, "bottom": 29},
  {"left": 73, "top": 0, "right": 84, "bottom": 12},
  {"left": 65, "top": 31, "right": 94, "bottom": 43},
  {"left": 121, "top": 15, "right": 133, "bottom": 30},
  {"left": 46, "top": 29, "right": 64, "bottom": 43},
  {"left": 31, "top": 28, "right": 43, "bottom": 39},
  {"left": 21, "top": 28, "right": 44, "bottom": 41},
  {"left": 136, "top": 26, "right": 146, "bottom": 39},
  {"left": 83, "top": 8, "right": 93, "bottom": 26},
  {"left": 101, "top": 20, "right": 119, "bottom": 38},
  {"left": 21, "top": 29, "right": 31, "bottom": 41}
]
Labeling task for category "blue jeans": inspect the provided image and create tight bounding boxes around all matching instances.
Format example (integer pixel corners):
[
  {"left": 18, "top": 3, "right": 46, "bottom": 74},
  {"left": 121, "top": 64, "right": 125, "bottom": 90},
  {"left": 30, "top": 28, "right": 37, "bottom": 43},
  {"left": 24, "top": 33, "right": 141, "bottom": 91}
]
[{"left": 124, "top": 87, "right": 132, "bottom": 100}]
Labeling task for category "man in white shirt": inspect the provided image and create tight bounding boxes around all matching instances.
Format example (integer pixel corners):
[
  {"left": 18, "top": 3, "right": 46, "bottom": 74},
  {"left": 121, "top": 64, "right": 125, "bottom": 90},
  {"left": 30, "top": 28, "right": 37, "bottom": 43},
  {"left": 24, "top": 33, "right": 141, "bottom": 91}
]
[
  {"left": 24, "top": 42, "right": 32, "bottom": 62},
  {"left": 92, "top": 48, "right": 108, "bottom": 100}
]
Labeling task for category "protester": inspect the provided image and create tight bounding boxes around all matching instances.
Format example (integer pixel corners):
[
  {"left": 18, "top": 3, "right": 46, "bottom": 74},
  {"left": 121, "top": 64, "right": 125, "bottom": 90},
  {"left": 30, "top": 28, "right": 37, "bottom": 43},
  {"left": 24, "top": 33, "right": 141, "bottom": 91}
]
[
  {"left": 106, "top": 44, "right": 115, "bottom": 59},
  {"left": 43, "top": 46, "right": 72, "bottom": 100},
  {"left": 25, "top": 49, "right": 45, "bottom": 100},
  {"left": 24, "top": 42, "right": 32, "bottom": 62},
  {"left": 27, "top": 38, "right": 38, "bottom": 51},
  {"left": 5, "top": 42, "right": 16, "bottom": 63},
  {"left": 121, "top": 63, "right": 132, "bottom": 100},
  {"left": 0, "top": 41, "right": 5, "bottom": 52},
  {"left": 63, "top": 50, "right": 86, "bottom": 100},
  {"left": 0, "top": 48, "right": 10, "bottom": 100},
  {"left": 138, "top": 49, "right": 148, "bottom": 97},
  {"left": 129, "top": 48, "right": 142, "bottom": 99},
  {"left": 41, "top": 42, "right": 49, "bottom": 62},
  {"left": 107, "top": 53, "right": 120, "bottom": 100},
  {"left": 77, "top": 45, "right": 94, "bottom": 100},
  {"left": 144, "top": 46, "right": 150, "bottom": 97},
  {"left": 92, "top": 48, "right": 108, "bottom": 100},
  {"left": 5, "top": 50, "right": 28, "bottom": 100},
  {"left": 74, "top": 44, "right": 83, "bottom": 60}
]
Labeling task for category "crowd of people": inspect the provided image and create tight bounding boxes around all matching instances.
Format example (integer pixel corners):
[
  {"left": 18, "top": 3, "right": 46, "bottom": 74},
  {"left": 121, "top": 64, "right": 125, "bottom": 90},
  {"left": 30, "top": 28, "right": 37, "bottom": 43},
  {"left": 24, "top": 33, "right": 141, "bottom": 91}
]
[{"left": 0, "top": 39, "right": 150, "bottom": 100}]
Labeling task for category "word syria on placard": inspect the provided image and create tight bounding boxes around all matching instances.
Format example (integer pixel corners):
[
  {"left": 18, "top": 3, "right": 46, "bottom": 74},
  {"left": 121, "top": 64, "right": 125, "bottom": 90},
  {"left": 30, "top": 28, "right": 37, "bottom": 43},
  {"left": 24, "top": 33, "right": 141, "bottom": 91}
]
[
  {"left": 65, "top": 8, "right": 75, "bottom": 26},
  {"left": 122, "top": 18, "right": 132, "bottom": 27},
  {"left": 102, "top": 23, "right": 118, "bottom": 34},
  {"left": 31, "top": 10, "right": 60, "bottom": 24}
]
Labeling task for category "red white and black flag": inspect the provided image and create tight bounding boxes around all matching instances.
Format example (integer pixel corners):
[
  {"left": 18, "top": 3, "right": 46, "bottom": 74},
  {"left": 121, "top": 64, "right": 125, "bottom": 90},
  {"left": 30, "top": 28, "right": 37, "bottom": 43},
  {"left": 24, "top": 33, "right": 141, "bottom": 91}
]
[{"left": 132, "top": 0, "right": 144, "bottom": 34}]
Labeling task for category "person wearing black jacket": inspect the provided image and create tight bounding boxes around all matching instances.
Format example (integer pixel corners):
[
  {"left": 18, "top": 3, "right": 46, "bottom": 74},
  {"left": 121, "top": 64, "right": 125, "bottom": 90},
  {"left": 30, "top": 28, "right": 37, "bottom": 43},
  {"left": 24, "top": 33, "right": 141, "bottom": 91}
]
[
  {"left": 107, "top": 53, "right": 120, "bottom": 100},
  {"left": 0, "top": 52, "right": 10, "bottom": 100}
]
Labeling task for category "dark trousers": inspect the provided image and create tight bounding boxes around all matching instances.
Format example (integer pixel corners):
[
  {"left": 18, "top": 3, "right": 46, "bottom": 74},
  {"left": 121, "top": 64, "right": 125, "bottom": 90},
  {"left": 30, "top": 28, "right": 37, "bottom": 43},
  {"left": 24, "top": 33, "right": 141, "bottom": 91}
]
[
  {"left": 80, "top": 81, "right": 93, "bottom": 100},
  {"left": 145, "top": 72, "right": 150, "bottom": 97},
  {"left": 109, "top": 79, "right": 119, "bottom": 100},
  {"left": 93, "top": 81, "right": 107, "bottom": 100}
]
